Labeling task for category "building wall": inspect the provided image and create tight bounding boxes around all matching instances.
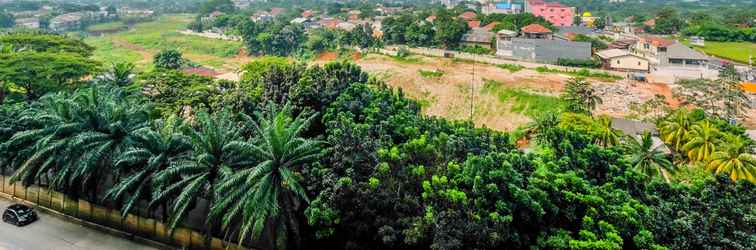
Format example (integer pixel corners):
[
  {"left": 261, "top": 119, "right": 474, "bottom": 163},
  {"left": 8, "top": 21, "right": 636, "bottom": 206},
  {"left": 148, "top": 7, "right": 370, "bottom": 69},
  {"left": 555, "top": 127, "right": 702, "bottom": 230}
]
[
  {"left": 608, "top": 55, "right": 649, "bottom": 71},
  {"left": 511, "top": 38, "right": 591, "bottom": 63},
  {"left": 525, "top": 1, "right": 574, "bottom": 26}
]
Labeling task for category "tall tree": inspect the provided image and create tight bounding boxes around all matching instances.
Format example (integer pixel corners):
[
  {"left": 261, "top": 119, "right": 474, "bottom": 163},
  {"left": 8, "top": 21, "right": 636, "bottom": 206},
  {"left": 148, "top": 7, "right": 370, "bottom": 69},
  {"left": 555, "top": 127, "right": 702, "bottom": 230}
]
[
  {"left": 153, "top": 49, "right": 185, "bottom": 70},
  {"left": 623, "top": 132, "right": 674, "bottom": 182},
  {"left": 151, "top": 111, "right": 248, "bottom": 244},
  {"left": 211, "top": 103, "right": 324, "bottom": 249},
  {"left": 659, "top": 109, "right": 693, "bottom": 153},
  {"left": 706, "top": 134, "right": 756, "bottom": 183},
  {"left": 594, "top": 116, "right": 620, "bottom": 147},
  {"left": 561, "top": 77, "right": 602, "bottom": 115},
  {"left": 3, "top": 86, "right": 149, "bottom": 199},
  {"left": 99, "top": 62, "right": 135, "bottom": 87},
  {"left": 682, "top": 120, "right": 720, "bottom": 162},
  {"left": 105, "top": 116, "right": 192, "bottom": 218}
]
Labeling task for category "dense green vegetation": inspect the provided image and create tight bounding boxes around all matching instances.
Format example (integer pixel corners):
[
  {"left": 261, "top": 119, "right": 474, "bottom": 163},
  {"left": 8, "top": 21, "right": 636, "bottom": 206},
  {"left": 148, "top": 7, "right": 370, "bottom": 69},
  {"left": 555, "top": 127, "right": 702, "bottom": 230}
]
[{"left": 1, "top": 27, "right": 755, "bottom": 250}]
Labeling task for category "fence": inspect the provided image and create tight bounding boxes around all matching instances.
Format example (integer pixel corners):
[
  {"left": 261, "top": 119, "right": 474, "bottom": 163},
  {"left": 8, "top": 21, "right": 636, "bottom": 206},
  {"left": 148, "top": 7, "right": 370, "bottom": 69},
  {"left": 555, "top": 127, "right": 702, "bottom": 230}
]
[{"left": 0, "top": 175, "right": 246, "bottom": 250}]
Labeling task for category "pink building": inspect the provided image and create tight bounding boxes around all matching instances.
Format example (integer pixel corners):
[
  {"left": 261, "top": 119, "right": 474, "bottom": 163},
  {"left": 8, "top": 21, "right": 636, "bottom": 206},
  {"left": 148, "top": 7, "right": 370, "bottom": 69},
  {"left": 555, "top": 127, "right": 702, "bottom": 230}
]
[{"left": 524, "top": 0, "right": 574, "bottom": 27}]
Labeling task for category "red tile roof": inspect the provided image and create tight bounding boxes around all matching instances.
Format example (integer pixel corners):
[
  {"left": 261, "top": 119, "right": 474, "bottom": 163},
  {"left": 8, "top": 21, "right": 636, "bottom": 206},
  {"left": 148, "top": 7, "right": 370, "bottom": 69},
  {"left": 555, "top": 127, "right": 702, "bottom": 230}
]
[
  {"left": 643, "top": 18, "right": 656, "bottom": 27},
  {"left": 521, "top": 23, "right": 552, "bottom": 33},
  {"left": 467, "top": 20, "right": 481, "bottom": 29},
  {"left": 640, "top": 36, "right": 674, "bottom": 47},
  {"left": 302, "top": 10, "right": 313, "bottom": 18},
  {"left": 481, "top": 22, "right": 498, "bottom": 31},
  {"left": 459, "top": 11, "right": 477, "bottom": 20},
  {"left": 425, "top": 15, "right": 436, "bottom": 23},
  {"left": 270, "top": 8, "right": 285, "bottom": 16}
]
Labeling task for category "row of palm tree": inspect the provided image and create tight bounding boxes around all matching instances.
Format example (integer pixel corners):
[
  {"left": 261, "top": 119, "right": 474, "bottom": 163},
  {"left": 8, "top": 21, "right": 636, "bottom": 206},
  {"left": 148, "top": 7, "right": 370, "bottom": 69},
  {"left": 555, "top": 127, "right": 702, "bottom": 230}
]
[
  {"left": 0, "top": 85, "right": 324, "bottom": 249},
  {"left": 659, "top": 109, "right": 756, "bottom": 182}
]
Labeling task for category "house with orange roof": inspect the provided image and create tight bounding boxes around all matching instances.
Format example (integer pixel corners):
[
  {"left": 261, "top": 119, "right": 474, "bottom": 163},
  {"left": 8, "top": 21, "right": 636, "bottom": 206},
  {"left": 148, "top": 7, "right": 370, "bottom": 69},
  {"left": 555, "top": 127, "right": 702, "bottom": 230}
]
[
  {"left": 632, "top": 36, "right": 710, "bottom": 67},
  {"left": 302, "top": 10, "right": 313, "bottom": 18},
  {"left": 458, "top": 11, "right": 477, "bottom": 21},
  {"left": 480, "top": 22, "right": 499, "bottom": 31},
  {"left": 521, "top": 23, "right": 552, "bottom": 39},
  {"left": 425, "top": 15, "right": 437, "bottom": 23},
  {"left": 467, "top": 20, "right": 481, "bottom": 29}
]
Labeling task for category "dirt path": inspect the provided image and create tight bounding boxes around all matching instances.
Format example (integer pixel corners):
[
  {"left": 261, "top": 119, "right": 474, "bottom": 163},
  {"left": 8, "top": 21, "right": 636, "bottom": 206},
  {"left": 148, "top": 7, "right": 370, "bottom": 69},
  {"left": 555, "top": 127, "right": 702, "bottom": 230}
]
[{"left": 111, "top": 38, "right": 153, "bottom": 65}]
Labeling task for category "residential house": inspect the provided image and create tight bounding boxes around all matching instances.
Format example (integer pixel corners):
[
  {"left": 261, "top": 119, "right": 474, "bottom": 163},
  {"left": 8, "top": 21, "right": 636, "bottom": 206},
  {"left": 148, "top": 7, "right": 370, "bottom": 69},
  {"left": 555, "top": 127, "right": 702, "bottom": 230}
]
[
  {"left": 521, "top": 23, "right": 552, "bottom": 39},
  {"left": 482, "top": 1, "right": 523, "bottom": 15},
  {"left": 336, "top": 22, "right": 357, "bottom": 32},
  {"left": 524, "top": 0, "right": 575, "bottom": 27},
  {"left": 660, "top": 42, "right": 710, "bottom": 67},
  {"left": 231, "top": 0, "right": 253, "bottom": 9},
  {"left": 269, "top": 8, "right": 286, "bottom": 17},
  {"left": 632, "top": 36, "right": 710, "bottom": 67},
  {"left": 442, "top": 0, "right": 462, "bottom": 9},
  {"left": 495, "top": 29, "right": 518, "bottom": 57},
  {"left": 458, "top": 11, "right": 478, "bottom": 21},
  {"left": 509, "top": 38, "right": 591, "bottom": 62},
  {"left": 611, "top": 118, "right": 671, "bottom": 154},
  {"left": 467, "top": 20, "right": 481, "bottom": 29},
  {"left": 632, "top": 36, "right": 674, "bottom": 63},
  {"left": 49, "top": 11, "right": 111, "bottom": 32},
  {"left": 554, "top": 26, "right": 594, "bottom": 41},
  {"left": 461, "top": 28, "right": 496, "bottom": 48},
  {"left": 14, "top": 18, "right": 40, "bottom": 29},
  {"left": 118, "top": 8, "right": 155, "bottom": 18},
  {"left": 596, "top": 49, "right": 650, "bottom": 72},
  {"left": 496, "top": 24, "right": 591, "bottom": 62},
  {"left": 608, "top": 39, "right": 637, "bottom": 50}
]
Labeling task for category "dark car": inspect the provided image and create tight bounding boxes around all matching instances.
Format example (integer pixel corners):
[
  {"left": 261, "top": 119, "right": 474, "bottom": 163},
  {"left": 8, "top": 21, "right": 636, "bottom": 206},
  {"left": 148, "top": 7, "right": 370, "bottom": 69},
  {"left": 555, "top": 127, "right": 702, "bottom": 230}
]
[{"left": 3, "top": 204, "right": 38, "bottom": 226}]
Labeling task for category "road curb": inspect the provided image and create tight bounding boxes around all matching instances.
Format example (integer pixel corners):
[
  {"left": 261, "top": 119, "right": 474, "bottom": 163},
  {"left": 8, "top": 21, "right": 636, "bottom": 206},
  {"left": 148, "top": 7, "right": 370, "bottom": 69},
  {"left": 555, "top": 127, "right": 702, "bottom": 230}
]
[{"left": 0, "top": 194, "right": 176, "bottom": 250}]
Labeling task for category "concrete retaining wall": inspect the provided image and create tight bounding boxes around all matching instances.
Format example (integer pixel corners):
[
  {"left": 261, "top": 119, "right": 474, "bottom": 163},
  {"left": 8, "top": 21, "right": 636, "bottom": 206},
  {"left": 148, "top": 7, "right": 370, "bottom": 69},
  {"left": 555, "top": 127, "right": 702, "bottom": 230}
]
[{"left": 0, "top": 175, "right": 247, "bottom": 250}]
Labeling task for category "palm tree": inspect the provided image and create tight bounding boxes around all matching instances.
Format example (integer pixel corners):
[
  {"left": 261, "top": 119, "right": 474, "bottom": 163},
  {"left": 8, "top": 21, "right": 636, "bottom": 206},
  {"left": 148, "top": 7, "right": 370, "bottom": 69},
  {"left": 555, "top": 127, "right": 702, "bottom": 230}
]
[
  {"left": 624, "top": 132, "right": 674, "bottom": 182},
  {"left": 105, "top": 116, "right": 192, "bottom": 218},
  {"left": 210, "top": 104, "right": 324, "bottom": 250},
  {"left": 706, "top": 135, "right": 756, "bottom": 183},
  {"left": 150, "top": 111, "right": 250, "bottom": 242},
  {"left": 682, "top": 120, "right": 720, "bottom": 162},
  {"left": 3, "top": 86, "right": 149, "bottom": 199},
  {"left": 594, "top": 116, "right": 620, "bottom": 147},
  {"left": 561, "top": 77, "right": 602, "bottom": 115},
  {"left": 659, "top": 109, "right": 692, "bottom": 153},
  {"left": 99, "top": 62, "right": 135, "bottom": 87}
]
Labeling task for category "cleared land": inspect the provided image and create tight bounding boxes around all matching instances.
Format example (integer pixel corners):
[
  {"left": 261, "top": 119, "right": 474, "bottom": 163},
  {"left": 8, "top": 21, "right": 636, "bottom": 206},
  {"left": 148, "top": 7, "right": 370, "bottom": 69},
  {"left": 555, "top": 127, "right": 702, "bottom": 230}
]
[
  {"left": 84, "top": 15, "right": 250, "bottom": 71},
  {"left": 327, "top": 53, "right": 682, "bottom": 131}
]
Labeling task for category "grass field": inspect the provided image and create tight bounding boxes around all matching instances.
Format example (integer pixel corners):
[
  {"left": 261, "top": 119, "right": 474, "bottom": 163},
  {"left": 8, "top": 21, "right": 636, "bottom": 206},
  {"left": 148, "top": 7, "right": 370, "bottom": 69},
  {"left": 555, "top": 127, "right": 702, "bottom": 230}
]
[
  {"left": 482, "top": 79, "right": 564, "bottom": 118},
  {"left": 86, "top": 21, "right": 126, "bottom": 33},
  {"left": 684, "top": 40, "right": 756, "bottom": 64},
  {"left": 84, "top": 14, "right": 247, "bottom": 71}
]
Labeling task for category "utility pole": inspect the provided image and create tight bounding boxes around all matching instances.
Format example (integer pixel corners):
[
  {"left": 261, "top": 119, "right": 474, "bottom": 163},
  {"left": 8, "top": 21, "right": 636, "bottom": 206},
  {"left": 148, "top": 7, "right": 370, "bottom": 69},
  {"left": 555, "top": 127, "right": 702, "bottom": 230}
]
[{"left": 470, "top": 55, "right": 475, "bottom": 121}]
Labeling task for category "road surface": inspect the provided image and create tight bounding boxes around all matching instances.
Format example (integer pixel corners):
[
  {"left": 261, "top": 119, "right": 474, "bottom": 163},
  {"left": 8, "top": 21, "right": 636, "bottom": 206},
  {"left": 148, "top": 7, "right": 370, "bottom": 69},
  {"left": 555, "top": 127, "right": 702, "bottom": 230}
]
[{"left": 0, "top": 198, "right": 158, "bottom": 250}]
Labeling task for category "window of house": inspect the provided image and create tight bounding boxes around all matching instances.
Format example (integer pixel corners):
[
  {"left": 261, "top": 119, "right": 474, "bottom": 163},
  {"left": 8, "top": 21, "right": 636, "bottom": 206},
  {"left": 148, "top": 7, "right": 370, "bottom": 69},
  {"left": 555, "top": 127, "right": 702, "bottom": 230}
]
[
  {"left": 617, "top": 60, "right": 621, "bottom": 64},
  {"left": 638, "top": 61, "right": 641, "bottom": 66},
  {"left": 659, "top": 47, "right": 667, "bottom": 52}
]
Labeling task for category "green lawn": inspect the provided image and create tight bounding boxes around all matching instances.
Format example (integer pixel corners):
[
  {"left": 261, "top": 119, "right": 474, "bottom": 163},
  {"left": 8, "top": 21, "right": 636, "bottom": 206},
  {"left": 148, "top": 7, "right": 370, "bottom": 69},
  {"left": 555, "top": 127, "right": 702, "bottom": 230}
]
[
  {"left": 86, "top": 21, "right": 126, "bottom": 33},
  {"left": 84, "top": 15, "right": 245, "bottom": 70},
  {"left": 85, "top": 36, "right": 145, "bottom": 67},
  {"left": 119, "top": 15, "right": 242, "bottom": 58},
  {"left": 684, "top": 40, "right": 756, "bottom": 64}
]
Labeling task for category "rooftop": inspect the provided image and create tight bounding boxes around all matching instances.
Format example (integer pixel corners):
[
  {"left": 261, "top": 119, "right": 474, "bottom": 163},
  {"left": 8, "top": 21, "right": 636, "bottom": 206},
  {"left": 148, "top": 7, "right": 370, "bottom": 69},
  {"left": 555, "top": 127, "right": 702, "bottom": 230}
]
[
  {"left": 596, "top": 49, "right": 631, "bottom": 59},
  {"left": 521, "top": 23, "right": 552, "bottom": 34},
  {"left": 639, "top": 36, "right": 674, "bottom": 47},
  {"left": 462, "top": 29, "right": 495, "bottom": 43},
  {"left": 459, "top": 11, "right": 477, "bottom": 20}
]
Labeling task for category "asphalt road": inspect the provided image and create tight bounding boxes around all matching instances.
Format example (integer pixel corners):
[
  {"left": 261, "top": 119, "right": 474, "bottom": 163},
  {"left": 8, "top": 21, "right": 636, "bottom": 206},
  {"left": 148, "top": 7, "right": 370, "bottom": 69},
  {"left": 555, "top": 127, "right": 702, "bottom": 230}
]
[{"left": 0, "top": 198, "right": 158, "bottom": 250}]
